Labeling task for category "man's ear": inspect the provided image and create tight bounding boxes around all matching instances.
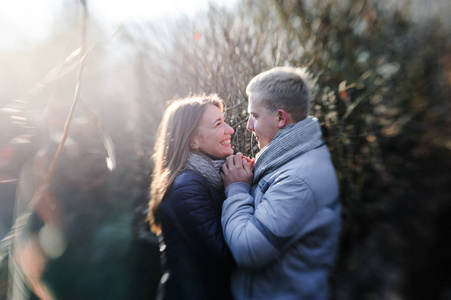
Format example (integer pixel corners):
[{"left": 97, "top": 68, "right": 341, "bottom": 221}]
[{"left": 277, "top": 109, "right": 288, "bottom": 129}]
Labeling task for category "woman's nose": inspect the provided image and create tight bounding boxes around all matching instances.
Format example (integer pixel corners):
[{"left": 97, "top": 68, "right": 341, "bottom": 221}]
[{"left": 225, "top": 123, "right": 234, "bottom": 134}]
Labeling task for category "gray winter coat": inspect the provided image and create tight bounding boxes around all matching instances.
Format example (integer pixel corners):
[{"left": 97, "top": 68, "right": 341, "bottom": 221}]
[{"left": 222, "top": 118, "right": 341, "bottom": 300}]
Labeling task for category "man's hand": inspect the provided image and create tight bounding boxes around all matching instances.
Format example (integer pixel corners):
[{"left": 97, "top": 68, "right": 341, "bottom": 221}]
[{"left": 221, "top": 152, "right": 254, "bottom": 188}]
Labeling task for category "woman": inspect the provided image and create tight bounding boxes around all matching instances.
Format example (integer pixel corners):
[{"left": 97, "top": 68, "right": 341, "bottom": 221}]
[{"left": 148, "top": 95, "right": 235, "bottom": 300}]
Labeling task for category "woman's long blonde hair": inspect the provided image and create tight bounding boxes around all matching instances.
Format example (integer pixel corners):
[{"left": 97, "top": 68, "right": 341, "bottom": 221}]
[{"left": 148, "top": 95, "right": 224, "bottom": 234}]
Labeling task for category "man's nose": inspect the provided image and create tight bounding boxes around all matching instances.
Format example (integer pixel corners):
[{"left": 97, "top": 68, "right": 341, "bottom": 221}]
[{"left": 247, "top": 118, "right": 254, "bottom": 131}]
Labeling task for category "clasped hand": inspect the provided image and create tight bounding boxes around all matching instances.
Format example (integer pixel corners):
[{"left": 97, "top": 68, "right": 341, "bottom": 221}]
[{"left": 221, "top": 152, "right": 254, "bottom": 188}]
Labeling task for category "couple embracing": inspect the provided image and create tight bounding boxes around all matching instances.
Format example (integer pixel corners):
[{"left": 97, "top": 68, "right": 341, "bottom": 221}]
[{"left": 147, "top": 67, "right": 341, "bottom": 300}]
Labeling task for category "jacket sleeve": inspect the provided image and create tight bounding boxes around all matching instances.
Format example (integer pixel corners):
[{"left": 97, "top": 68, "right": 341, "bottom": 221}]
[
  {"left": 168, "top": 174, "right": 229, "bottom": 262},
  {"left": 221, "top": 174, "right": 316, "bottom": 270}
]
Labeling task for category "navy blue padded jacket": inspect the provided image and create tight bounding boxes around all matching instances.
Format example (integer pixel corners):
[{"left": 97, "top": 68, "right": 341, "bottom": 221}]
[{"left": 157, "top": 169, "right": 233, "bottom": 300}]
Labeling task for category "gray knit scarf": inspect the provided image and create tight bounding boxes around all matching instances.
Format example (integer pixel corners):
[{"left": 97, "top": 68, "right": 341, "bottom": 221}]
[
  {"left": 253, "top": 116, "right": 324, "bottom": 183},
  {"left": 185, "top": 152, "right": 226, "bottom": 190}
]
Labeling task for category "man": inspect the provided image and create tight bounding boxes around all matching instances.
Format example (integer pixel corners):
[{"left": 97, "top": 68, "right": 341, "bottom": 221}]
[{"left": 221, "top": 67, "right": 341, "bottom": 300}]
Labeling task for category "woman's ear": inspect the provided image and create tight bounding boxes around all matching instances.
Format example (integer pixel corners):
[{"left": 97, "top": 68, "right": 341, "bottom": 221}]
[
  {"left": 277, "top": 109, "right": 288, "bottom": 129},
  {"left": 190, "top": 137, "right": 199, "bottom": 150}
]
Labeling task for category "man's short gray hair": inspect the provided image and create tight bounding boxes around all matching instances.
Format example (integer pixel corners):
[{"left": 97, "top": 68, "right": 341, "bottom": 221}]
[{"left": 246, "top": 67, "right": 311, "bottom": 122}]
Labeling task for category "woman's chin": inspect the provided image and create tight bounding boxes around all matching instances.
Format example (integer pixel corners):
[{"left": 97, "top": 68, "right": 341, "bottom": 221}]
[
  {"left": 218, "top": 151, "right": 233, "bottom": 159},
  {"left": 218, "top": 146, "right": 233, "bottom": 158}
]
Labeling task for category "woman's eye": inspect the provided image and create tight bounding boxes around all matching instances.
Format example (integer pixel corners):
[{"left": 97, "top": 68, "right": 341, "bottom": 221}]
[{"left": 216, "top": 122, "right": 221, "bottom": 127}]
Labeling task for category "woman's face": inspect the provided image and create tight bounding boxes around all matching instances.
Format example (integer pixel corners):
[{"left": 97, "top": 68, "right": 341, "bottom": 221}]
[{"left": 192, "top": 104, "right": 234, "bottom": 159}]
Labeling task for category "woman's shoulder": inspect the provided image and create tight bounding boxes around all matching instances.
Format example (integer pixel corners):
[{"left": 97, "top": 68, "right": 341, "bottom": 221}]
[
  {"left": 166, "top": 169, "right": 210, "bottom": 198},
  {"left": 173, "top": 169, "right": 208, "bottom": 188},
  {"left": 162, "top": 169, "right": 221, "bottom": 214}
]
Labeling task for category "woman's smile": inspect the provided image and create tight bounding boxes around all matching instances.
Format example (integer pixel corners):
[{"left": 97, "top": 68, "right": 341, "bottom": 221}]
[{"left": 194, "top": 105, "right": 234, "bottom": 158}]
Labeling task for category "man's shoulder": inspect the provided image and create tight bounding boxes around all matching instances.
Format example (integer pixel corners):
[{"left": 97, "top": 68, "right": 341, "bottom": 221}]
[
  {"left": 258, "top": 145, "right": 335, "bottom": 185},
  {"left": 274, "top": 145, "right": 331, "bottom": 171}
]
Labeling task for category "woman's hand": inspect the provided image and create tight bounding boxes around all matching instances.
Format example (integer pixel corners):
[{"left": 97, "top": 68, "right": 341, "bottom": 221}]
[
  {"left": 242, "top": 155, "right": 255, "bottom": 170},
  {"left": 221, "top": 153, "right": 253, "bottom": 188}
]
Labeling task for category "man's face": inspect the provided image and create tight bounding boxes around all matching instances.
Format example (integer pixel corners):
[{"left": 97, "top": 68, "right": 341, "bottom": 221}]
[{"left": 246, "top": 93, "right": 280, "bottom": 149}]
